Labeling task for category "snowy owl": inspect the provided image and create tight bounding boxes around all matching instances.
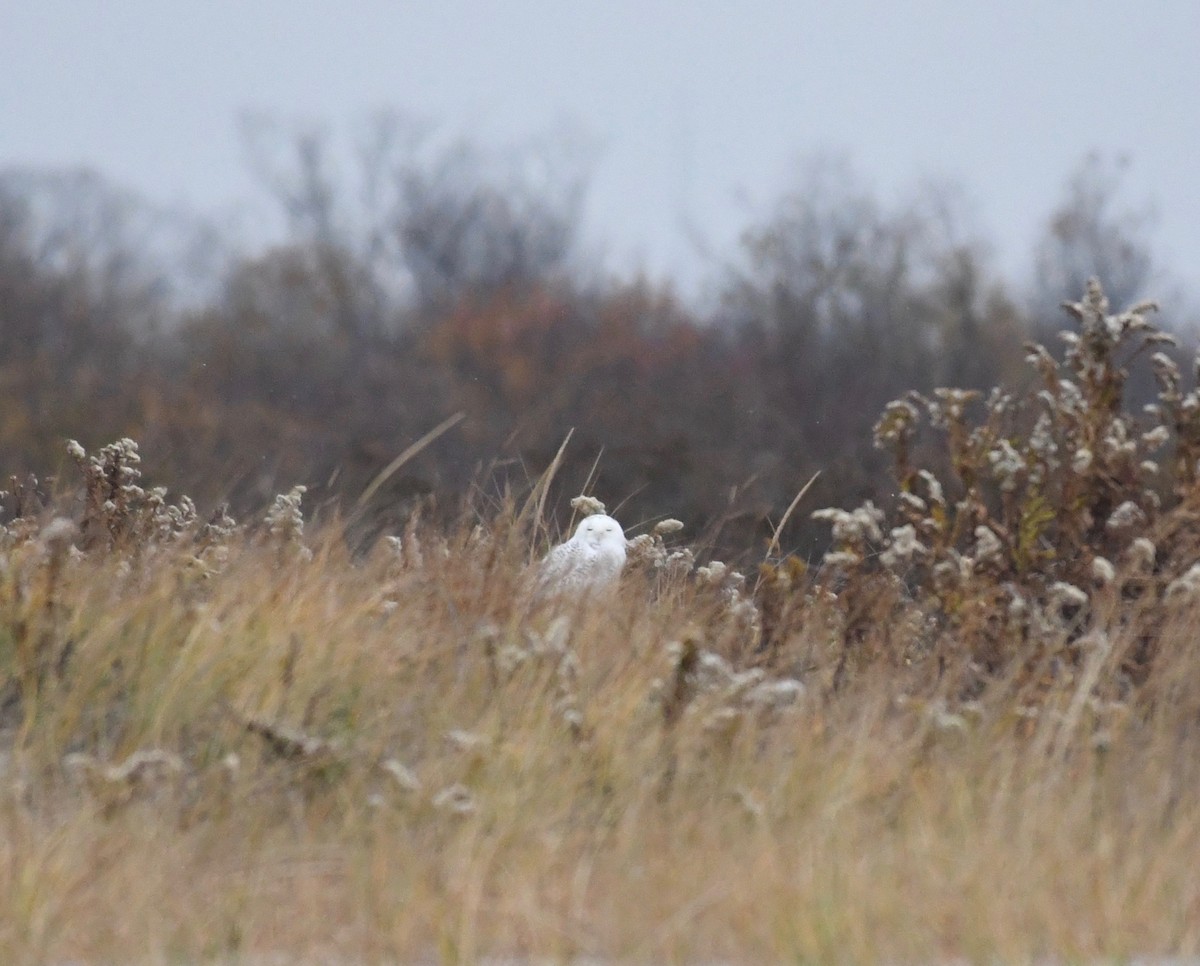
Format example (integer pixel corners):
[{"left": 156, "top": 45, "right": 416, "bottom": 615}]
[{"left": 532, "top": 513, "right": 628, "bottom": 601}]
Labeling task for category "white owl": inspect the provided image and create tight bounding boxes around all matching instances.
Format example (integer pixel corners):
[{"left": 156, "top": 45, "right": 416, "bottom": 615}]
[{"left": 532, "top": 513, "right": 628, "bottom": 601}]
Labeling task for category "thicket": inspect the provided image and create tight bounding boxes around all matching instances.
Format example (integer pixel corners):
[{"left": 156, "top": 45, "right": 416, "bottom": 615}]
[
  {"left": 783, "top": 279, "right": 1200, "bottom": 712},
  {"left": 2, "top": 138, "right": 1170, "bottom": 562}
]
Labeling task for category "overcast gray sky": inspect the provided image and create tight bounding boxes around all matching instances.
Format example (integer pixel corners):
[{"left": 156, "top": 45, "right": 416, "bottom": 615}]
[{"left": 4, "top": 0, "right": 1199, "bottom": 301}]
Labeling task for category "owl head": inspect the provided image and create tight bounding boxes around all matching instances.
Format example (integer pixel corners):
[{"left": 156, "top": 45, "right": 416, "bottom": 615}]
[{"left": 573, "top": 514, "right": 627, "bottom": 553}]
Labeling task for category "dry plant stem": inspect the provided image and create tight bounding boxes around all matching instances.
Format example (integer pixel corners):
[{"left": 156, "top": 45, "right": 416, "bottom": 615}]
[
  {"left": 521, "top": 427, "right": 573, "bottom": 554},
  {"left": 765, "top": 471, "right": 821, "bottom": 561},
  {"left": 355, "top": 411, "right": 466, "bottom": 510}
]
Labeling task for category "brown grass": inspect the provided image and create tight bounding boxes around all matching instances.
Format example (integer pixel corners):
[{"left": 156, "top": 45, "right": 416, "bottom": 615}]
[
  {"left": 4, "top": 279, "right": 1200, "bottom": 963},
  {"left": 1, "top": 489, "right": 1200, "bottom": 966}
]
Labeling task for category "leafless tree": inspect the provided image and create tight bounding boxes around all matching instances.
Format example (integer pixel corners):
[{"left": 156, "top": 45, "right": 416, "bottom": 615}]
[
  {"left": 1031, "top": 153, "right": 1156, "bottom": 325},
  {"left": 239, "top": 113, "right": 590, "bottom": 326}
]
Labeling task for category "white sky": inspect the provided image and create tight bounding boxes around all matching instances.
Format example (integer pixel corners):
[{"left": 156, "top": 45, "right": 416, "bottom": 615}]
[{"left": 4, "top": 0, "right": 1199, "bottom": 302}]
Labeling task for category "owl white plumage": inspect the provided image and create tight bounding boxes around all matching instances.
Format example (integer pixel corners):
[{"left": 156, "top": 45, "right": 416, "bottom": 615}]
[{"left": 532, "top": 513, "right": 628, "bottom": 600}]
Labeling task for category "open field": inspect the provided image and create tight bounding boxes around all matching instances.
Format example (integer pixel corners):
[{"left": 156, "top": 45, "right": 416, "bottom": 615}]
[
  {"left": 3, "top": 284, "right": 1200, "bottom": 964},
  {"left": 2, "top": 471, "right": 1200, "bottom": 966}
]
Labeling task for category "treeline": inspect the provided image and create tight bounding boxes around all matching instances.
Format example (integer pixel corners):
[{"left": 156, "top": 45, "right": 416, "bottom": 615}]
[{"left": 0, "top": 119, "right": 1178, "bottom": 558}]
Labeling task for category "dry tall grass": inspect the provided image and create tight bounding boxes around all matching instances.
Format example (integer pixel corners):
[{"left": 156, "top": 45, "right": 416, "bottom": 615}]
[
  {"left": 4, "top": 281, "right": 1200, "bottom": 964},
  {"left": 0, "top": 484, "right": 1198, "bottom": 965}
]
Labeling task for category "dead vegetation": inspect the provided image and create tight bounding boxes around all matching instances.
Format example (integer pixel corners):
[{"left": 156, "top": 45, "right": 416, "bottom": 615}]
[{"left": 2, "top": 282, "right": 1200, "bottom": 963}]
